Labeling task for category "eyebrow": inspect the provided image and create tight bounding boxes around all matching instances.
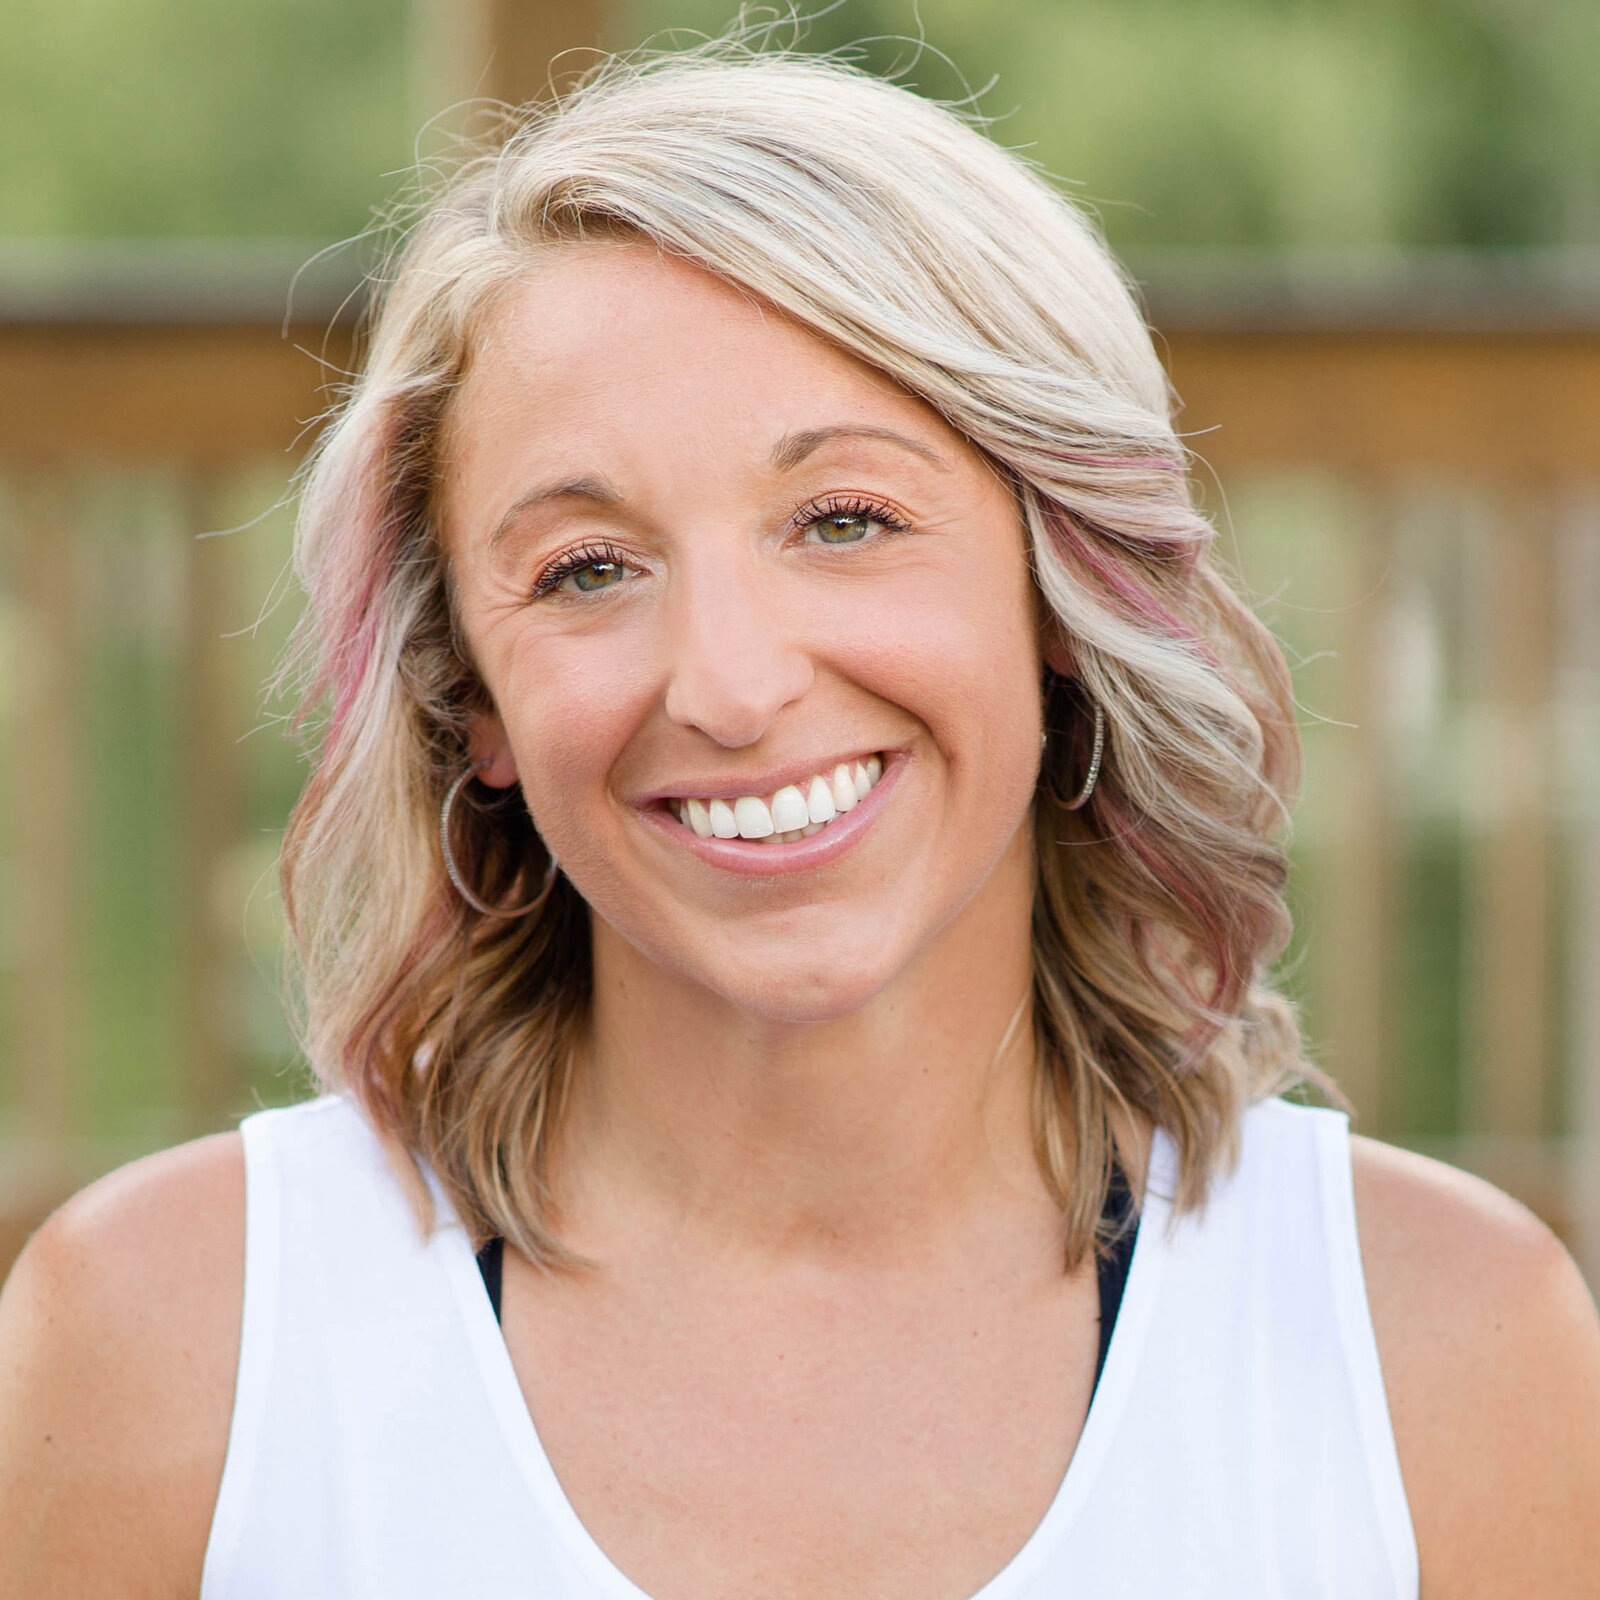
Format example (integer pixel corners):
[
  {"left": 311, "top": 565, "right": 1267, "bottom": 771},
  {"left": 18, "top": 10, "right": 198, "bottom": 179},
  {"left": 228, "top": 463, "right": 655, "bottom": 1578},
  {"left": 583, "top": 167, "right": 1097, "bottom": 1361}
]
[
  {"left": 485, "top": 428, "right": 946, "bottom": 548},
  {"left": 488, "top": 475, "right": 621, "bottom": 549},
  {"left": 770, "top": 425, "right": 951, "bottom": 473}
]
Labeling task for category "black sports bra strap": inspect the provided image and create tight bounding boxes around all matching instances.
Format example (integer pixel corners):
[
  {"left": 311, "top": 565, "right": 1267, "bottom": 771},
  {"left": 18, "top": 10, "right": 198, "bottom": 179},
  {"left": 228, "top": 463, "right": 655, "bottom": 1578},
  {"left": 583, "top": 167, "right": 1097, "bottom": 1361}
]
[
  {"left": 1093, "top": 1165, "right": 1138, "bottom": 1391},
  {"left": 476, "top": 1235, "right": 504, "bottom": 1324}
]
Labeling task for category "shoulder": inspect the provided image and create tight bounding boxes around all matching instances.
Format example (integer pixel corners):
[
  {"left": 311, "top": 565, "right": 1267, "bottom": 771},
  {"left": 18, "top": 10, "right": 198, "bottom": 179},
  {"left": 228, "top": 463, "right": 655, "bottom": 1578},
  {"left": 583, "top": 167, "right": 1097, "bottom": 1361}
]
[
  {"left": 0, "top": 1132, "right": 245, "bottom": 1598},
  {"left": 1350, "top": 1134, "right": 1600, "bottom": 1597}
]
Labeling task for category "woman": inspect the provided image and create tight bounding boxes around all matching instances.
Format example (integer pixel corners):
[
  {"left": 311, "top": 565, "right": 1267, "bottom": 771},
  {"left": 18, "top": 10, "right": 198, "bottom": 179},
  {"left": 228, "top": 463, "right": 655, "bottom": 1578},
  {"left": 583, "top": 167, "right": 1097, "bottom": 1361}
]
[{"left": 2, "top": 45, "right": 1597, "bottom": 1599}]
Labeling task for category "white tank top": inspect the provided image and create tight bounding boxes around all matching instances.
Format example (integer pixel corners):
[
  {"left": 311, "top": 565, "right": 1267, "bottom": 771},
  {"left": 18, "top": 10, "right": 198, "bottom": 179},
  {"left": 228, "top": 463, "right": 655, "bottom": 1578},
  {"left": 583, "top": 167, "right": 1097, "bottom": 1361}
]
[{"left": 200, "top": 1094, "right": 1417, "bottom": 1599}]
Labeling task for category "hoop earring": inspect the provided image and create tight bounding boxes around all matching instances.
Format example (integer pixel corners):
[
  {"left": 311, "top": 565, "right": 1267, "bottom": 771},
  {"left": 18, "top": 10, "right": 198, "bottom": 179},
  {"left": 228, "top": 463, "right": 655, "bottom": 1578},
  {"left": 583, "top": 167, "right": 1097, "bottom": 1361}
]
[
  {"left": 1045, "top": 702, "right": 1105, "bottom": 811},
  {"left": 1064, "top": 703, "right": 1105, "bottom": 809},
  {"left": 439, "top": 760, "right": 559, "bottom": 919}
]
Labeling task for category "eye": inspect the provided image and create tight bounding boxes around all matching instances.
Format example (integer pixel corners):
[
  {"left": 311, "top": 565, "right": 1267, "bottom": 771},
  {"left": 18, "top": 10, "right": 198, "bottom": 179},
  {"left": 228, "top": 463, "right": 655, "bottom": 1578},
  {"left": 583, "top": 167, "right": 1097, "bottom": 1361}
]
[
  {"left": 813, "top": 512, "right": 876, "bottom": 545},
  {"left": 532, "top": 542, "right": 637, "bottom": 598},
  {"left": 799, "top": 496, "right": 908, "bottom": 547},
  {"left": 569, "top": 559, "right": 627, "bottom": 592}
]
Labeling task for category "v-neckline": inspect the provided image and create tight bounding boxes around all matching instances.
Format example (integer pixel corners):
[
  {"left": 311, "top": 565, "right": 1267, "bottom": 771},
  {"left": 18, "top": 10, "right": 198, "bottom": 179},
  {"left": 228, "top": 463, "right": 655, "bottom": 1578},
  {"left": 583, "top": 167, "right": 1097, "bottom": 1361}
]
[{"left": 437, "top": 1132, "right": 1175, "bottom": 1600}]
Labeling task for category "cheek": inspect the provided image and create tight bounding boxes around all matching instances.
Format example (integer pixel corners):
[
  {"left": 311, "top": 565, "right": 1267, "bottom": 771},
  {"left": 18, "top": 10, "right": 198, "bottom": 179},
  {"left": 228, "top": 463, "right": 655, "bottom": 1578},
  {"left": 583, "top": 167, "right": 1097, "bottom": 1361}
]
[
  {"left": 820, "top": 559, "right": 1043, "bottom": 779},
  {"left": 489, "top": 628, "right": 657, "bottom": 839}
]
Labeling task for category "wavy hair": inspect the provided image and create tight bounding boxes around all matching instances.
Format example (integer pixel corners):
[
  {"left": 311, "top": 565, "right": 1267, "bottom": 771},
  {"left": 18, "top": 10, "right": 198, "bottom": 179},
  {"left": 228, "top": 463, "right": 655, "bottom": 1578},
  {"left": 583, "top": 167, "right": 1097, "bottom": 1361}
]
[{"left": 281, "top": 42, "right": 1309, "bottom": 1268}]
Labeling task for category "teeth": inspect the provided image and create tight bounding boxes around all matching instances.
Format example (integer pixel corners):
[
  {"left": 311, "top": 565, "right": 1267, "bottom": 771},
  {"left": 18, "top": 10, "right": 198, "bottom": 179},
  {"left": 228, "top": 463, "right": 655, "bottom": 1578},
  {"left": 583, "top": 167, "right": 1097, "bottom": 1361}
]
[
  {"left": 671, "top": 755, "right": 886, "bottom": 845},
  {"left": 733, "top": 796, "right": 774, "bottom": 839},
  {"left": 805, "top": 775, "right": 836, "bottom": 825},
  {"left": 770, "top": 784, "right": 809, "bottom": 833},
  {"left": 685, "top": 797, "right": 714, "bottom": 838},
  {"left": 831, "top": 764, "right": 857, "bottom": 813}
]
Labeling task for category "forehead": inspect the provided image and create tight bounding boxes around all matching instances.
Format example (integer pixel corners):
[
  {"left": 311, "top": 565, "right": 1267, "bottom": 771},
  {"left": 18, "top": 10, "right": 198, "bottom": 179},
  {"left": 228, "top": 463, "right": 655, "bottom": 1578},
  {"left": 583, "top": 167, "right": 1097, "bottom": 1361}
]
[{"left": 441, "top": 242, "right": 971, "bottom": 511}]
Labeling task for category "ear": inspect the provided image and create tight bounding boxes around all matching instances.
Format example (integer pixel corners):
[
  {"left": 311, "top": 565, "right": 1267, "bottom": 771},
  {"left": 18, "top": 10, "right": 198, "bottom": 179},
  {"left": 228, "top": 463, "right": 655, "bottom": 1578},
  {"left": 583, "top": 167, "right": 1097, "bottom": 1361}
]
[
  {"left": 466, "top": 709, "right": 519, "bottom": 789},
  {"left": 1040, "top": 619, "right": 1076, "bottom": 681}
]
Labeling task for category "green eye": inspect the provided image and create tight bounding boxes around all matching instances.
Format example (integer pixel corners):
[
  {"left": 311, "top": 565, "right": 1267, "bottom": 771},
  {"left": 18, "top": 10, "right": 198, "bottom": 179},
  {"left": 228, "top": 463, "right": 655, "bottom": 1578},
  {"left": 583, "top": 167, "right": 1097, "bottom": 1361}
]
[
  {"left": 801, "top": 498, "right": 907, "bottom": 548},
  {"left": 814, "top": 513, "right": 874, "bottom": 544},
  {"left": 534, "top": 543, "right": 635, "bottom": 598},
  {"left": 570, "top": 560, "right": 626, "bottom": 592}
]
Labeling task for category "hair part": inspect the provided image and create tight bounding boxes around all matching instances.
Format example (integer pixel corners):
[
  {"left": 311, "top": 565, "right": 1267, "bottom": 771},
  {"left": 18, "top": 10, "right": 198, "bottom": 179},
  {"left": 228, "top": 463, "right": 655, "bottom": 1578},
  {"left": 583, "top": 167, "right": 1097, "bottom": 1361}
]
[{"left": 281, "top": 39, "right": 1313, "bottom": 1270}]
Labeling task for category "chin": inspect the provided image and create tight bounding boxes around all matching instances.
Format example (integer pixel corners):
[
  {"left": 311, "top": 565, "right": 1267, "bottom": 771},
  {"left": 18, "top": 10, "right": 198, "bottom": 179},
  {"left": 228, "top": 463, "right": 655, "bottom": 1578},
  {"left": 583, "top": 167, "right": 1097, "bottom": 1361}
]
[{"left": 704, "top": 940, "right": 905, "bottom": 1026}]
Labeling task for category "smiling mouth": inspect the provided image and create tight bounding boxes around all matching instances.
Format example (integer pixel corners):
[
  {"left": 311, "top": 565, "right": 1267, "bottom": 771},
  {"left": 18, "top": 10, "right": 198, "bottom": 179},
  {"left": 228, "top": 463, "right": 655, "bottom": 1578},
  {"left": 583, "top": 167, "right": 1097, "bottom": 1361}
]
[{"left": 667, "top": 755, "right": 885, "bottom": 844}]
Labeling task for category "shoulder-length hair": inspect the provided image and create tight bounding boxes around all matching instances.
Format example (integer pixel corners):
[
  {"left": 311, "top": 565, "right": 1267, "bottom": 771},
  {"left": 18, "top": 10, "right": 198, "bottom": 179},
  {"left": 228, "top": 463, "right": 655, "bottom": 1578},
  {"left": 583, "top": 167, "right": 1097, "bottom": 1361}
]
[{"left": 281, "top": 44, "right": 1308, "bottom": 1268}]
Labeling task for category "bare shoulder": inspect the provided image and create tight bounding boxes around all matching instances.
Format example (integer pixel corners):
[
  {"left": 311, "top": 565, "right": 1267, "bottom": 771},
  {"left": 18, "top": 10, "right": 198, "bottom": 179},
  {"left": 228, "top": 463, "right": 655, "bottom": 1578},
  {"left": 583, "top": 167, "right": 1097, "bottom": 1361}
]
[
  {"left": 0, "top": 1133, "right": 245, "bottom": 1599},
  {"left": 1351, "top": 1135, "right": 1600, "bottom": 1599}
]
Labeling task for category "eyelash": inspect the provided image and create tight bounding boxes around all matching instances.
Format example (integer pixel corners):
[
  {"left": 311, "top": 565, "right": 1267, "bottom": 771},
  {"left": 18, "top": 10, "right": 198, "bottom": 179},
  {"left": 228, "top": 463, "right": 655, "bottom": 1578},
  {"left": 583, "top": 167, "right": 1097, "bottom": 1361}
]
[
  {"left": 794, "top": 493, "right": 911, "bottom": 542},
  {"left": 529, "top": 496, "right": 911, "bottom": 598},
  {"left": 530, "top": 540, "right": 633, "bottom": 597}
]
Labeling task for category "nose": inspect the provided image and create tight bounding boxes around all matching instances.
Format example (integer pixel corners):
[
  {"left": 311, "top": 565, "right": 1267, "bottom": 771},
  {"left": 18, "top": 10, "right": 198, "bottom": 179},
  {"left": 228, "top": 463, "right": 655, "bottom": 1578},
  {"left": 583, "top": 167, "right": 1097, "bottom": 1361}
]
[{"left": 661, "top": 550, "right": 814, "bottom": 748}]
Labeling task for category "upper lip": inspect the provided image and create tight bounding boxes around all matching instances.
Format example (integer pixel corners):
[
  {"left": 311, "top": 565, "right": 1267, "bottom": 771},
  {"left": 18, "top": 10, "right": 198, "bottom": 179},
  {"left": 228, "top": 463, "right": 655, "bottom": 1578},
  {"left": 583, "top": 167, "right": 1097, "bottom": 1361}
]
[{"left": 635, "top": 748, "right": 891, "bottom": 805}]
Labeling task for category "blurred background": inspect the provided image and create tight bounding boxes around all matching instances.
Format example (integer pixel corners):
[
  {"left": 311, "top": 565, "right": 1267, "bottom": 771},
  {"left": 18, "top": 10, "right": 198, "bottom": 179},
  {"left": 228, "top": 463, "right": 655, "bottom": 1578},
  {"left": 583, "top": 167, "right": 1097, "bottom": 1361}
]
[{"left": 1, "top": 0, "right": 1596, "bottom": 1280}]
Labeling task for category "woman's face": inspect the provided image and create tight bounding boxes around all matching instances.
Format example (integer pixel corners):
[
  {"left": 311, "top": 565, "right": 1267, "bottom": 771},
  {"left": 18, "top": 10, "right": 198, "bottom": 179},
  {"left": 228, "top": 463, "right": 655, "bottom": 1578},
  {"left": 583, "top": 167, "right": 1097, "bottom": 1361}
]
[{"left": 442, "top": 243, "right": 1046, "bottom": 1023}]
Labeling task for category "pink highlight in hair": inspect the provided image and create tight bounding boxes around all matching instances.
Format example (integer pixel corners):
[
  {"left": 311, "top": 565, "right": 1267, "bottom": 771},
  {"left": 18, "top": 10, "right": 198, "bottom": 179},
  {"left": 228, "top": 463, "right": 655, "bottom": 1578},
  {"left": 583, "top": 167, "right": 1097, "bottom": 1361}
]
[
  {"left": 1099, "top": 790, "right": 1241, "bottom": 1017},
  {"left": 326, "top": 576, "right": 386, "bottom": 748},
  {"left": 306, "top": 422, "right": 412, "bottom": 752},
  {"left": 1041, "top": 506, "right": 1217, "bottom": 666}
]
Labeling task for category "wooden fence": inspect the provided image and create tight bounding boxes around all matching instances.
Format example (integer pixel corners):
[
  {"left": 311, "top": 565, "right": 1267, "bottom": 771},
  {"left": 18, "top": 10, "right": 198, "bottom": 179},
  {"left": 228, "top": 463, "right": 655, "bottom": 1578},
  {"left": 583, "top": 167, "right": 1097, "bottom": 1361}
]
[{"left": 0, "top": 257, "right": 1596, "bottom": 1285}]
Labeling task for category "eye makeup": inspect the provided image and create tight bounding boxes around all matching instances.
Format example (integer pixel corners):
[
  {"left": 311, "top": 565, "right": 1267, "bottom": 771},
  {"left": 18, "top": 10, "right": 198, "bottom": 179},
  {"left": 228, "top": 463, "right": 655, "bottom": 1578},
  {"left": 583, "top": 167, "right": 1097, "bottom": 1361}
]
[
  {"left": 526, "top": 489, "right": 915, "bottom": 601},
  {"left": 530, "top": 540, "right": 636, "bottom": 597},
  {"left": 793, "top": 492, "right": 911, "bottom": 546}
]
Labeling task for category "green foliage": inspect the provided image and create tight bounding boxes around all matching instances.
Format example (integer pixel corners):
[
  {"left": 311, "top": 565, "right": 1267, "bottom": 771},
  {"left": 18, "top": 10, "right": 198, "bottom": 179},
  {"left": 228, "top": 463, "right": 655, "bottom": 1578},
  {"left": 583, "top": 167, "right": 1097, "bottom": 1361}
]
[
  {"left": 3, "top": 0, "right": 1596, "bottom": 246},
  {"left": 629, "top": 0, "right": 1600, "bottom": 251},
  {"left": 0, "top": 0, "right": 412, "bottom": 236}
]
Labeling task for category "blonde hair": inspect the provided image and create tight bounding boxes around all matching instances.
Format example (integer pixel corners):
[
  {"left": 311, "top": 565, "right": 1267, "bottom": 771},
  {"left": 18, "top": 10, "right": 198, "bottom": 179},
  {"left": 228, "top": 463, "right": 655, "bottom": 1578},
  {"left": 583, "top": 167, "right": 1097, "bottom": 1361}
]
[{"left": 282, "top": 43, "right": 1307, "bottom": 1268}]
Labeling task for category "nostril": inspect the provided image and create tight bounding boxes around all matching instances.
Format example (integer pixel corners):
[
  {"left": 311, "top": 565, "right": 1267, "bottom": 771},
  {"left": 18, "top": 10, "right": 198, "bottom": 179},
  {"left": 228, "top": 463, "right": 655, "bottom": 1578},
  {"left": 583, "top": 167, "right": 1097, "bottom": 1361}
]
[{"left": 660, "top": 619, "right": 815, "bottom": 746}]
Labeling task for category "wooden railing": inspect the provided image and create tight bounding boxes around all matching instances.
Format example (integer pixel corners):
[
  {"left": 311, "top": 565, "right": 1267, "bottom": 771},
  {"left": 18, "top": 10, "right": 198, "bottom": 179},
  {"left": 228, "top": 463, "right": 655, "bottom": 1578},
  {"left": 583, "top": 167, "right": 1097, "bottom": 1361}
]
[
  {"left": 1, "top": 253, "right": 1596, "bottom": 1285},
  {"left": 1168, "top": 317, "right": 1599, "bottom": 1246}
]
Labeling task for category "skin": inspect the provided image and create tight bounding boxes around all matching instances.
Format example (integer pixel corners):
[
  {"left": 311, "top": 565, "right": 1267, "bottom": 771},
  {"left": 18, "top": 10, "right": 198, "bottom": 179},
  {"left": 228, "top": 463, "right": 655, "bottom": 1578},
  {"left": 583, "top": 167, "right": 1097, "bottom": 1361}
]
[{"left": 3, "top": 243, "right": 1599, "bottom": 1597}]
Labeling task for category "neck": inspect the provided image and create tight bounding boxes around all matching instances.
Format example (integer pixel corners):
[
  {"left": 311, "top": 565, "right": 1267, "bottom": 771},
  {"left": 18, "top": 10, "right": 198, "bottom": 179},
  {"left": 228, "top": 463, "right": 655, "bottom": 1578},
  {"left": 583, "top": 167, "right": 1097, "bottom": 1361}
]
[{"left": 556, "top": 833, "right": 1053, "bottom": 1265}]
